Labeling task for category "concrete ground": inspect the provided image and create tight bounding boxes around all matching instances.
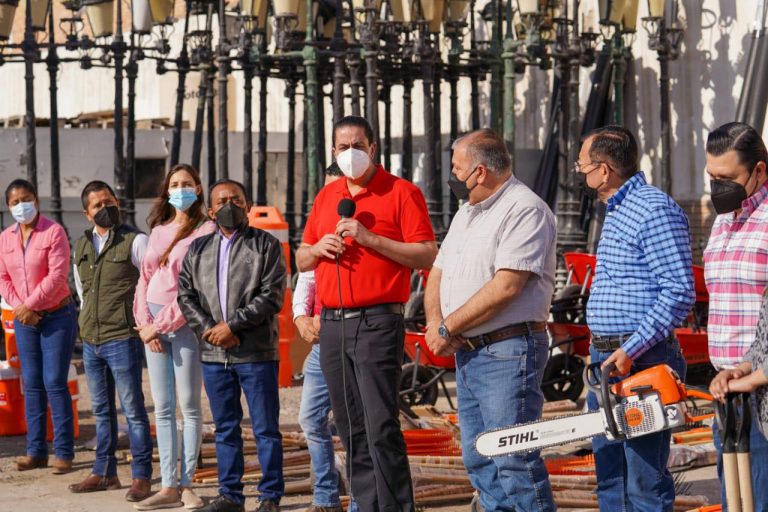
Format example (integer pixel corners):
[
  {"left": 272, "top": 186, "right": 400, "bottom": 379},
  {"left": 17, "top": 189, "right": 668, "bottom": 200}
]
[{"left": 0, "top": 355, "right": 722, "bottom": 512}]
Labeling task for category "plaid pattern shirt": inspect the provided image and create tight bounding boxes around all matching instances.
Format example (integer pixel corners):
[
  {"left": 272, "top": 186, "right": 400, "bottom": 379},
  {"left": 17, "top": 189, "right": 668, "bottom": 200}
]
[
  {"left": 587, "top": 173, "right": 695, "bottom": 360},
  {"left": 704, "top": 181, "right": 768, "bottom": 370}
]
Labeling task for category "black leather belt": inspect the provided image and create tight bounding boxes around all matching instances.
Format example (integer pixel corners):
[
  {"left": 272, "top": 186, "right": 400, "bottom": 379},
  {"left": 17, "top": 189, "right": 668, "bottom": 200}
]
[
  {"left": 321, "top": 303, "right": 404, "bottom": 321},
  {"left": 591, "top": 333, "right": 674, "bottom": 352},
  {"left": 462, "top": 321, "right": 548, "bottom": 351}
]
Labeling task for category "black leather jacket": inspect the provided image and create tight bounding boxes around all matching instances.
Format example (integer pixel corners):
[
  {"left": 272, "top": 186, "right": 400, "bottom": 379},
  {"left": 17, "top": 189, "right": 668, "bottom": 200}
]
[{"left": 177, "top": 224, "right": 286, "bottom": 364}]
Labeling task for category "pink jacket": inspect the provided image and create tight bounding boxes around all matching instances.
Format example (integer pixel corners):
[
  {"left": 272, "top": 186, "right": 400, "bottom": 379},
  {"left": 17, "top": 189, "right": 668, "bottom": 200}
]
[
  {"left": 0, "top": 215, "right": 71, "bottom": 311},
  {"left": 133, "top": 220, "right": 215, "bottom": 334}
]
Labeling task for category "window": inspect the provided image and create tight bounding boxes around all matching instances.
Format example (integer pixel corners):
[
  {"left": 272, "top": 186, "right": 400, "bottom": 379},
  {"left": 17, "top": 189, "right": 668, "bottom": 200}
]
[{"left": 134, "top": 158, "right": 167, "bottom": 199}]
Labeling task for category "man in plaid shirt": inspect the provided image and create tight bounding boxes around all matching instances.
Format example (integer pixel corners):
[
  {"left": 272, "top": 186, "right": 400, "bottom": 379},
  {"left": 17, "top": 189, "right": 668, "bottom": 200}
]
[
  {"left": 703, "top": 122, "right": 768, "bottom": 510},
  {"left": 574, "top": 126, "right": 695, "bottom": 511}
]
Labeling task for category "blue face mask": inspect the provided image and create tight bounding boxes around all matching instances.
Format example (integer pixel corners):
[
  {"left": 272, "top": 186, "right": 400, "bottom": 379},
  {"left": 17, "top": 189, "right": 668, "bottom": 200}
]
[
  {"left": 11, "top": 201, "right": 38, "bottom": 225},
  {"left": 168, "top": 187, "right": 198, "bottom": 212}
]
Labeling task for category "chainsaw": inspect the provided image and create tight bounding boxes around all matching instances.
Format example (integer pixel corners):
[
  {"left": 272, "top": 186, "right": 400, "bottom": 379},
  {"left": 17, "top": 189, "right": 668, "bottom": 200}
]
[{"left": 475, "top": 362, "right": 713, "bottom": 457}]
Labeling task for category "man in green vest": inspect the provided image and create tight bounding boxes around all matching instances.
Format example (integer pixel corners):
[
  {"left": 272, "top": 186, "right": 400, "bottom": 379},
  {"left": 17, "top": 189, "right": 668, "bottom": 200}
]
[{"left": 68, "top": 180, "right": 153, "bottom": 502}]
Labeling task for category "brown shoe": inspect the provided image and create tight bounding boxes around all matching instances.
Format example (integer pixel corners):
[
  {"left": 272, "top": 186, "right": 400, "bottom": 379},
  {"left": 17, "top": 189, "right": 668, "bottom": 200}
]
[
  {"left": 52, "top": 457, "right": 73, "bottom": 475},
  {"left": 69, "top": 473, "right": 122, "bottom": 493},
  {"left": 15, "top": 455, "right": 48, "bottom": 471},
  {"left": 125, "top": 478, "right": 152, "bottom": 502}
]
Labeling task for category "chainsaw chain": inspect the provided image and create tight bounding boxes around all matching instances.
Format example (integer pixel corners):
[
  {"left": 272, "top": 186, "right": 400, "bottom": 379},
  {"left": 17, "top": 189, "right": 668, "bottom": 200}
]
[{"left": 474, "top": 412, "right": 601, "bottom": 457}]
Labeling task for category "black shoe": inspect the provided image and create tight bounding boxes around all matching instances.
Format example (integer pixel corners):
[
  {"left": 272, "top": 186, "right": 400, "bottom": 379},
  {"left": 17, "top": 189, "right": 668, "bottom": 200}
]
[
  {"left": 255, "top": 500, "right": 280, "bottom": 512},
  {"left": 199, "top": 495, "right": 245, "bottom": 512}
]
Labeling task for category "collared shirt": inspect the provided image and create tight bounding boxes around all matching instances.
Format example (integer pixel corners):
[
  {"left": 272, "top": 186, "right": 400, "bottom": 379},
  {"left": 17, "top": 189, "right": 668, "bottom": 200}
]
[
  {"left": 303, "top": 165, "right": 435, "bottom": 308},
  {"left": 704, "top": 181, "right": 768, "bottom": 369},
  {"left": 0, "top": 214, "right": 71, "bottom": 311},
  {"left": 218, "top": 231, "right": 238, "bottom": 320},
  {"left": 72, "top": 228, "right": 148, "bottom": 303},
  {"left": 434, "top": 176, "right": 557, "bottom": 337},
  {"left": 587, "top": 172, "right": 695, "bottom": 360},
  {"left": 292, "top": 270, "right": 317, "bottom": 320}
]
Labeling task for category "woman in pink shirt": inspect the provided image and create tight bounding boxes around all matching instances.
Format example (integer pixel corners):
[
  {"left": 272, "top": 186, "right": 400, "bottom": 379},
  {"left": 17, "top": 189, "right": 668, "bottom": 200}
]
[
  {"left": 0, "top": 179, "right": 77, "bottom": 474},
  {"left": 133, "top": 165, "right": 214, "bottom": 510}
]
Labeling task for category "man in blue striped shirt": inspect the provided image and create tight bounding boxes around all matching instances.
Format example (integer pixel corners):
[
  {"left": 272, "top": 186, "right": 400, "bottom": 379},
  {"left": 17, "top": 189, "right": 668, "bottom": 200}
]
[{"left": 575, "top": 126, "right": 695, "bottom": 512}]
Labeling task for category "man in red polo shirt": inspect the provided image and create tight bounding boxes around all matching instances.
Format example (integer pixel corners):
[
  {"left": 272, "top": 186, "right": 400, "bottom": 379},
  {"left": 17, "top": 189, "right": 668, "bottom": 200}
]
[{"left": 297, "top": 115, "right": 436, "bottom": 511}]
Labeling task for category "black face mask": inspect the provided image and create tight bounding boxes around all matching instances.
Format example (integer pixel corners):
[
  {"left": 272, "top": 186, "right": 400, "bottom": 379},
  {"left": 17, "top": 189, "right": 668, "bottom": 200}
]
[
  {"left": 574, "top": 170, "right": 598, "bottom": 199},
  {"left": 215, "top": 202, "right": 246, "bottom": 230},
  {"left": 93, "top": 205, "right": 121, "bottom": 229},
  {"left": 448, "top": 167, "right": 478, "bottom": 201},
  {"left": 710, "top": 176, "right": 750, "bottom": 215}
]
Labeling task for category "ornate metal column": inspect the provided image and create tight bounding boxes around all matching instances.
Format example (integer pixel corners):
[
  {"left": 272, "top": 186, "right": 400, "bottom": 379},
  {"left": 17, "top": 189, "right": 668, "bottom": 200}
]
[
  {"left": 643, "top": 1, "right": 684, "bottom": 195},
  {"left": 216, "top": 0, "right": 229, "bottom": 178},
  {"left": 47, "top": 4, "right": 63, "bottom": 225},
  {"left": 22, "top": 0, "right": 37, "bottom": 186}
]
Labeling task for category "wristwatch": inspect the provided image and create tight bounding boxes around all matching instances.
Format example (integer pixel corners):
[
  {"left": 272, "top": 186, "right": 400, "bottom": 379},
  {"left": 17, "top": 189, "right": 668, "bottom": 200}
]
[{"left": 438, "top": 320, "right": 451, "bottom": 339}]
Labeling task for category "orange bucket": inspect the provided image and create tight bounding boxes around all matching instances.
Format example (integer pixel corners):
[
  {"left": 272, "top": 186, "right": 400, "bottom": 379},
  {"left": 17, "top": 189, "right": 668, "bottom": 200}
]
[
  {"left": 0, "top": 362, "right": 26, "bottom": 436},
  {"left": 1, "top": 299, "right": 20, "bottom": 369},
  {"left": 248, "top": 207, "right": 296, "bottom": 387}
]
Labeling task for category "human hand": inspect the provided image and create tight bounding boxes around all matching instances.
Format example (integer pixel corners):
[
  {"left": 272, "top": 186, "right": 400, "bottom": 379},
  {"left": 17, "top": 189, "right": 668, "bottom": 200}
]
[
  {"left": 219, "top": 334, "right": 240, "bottom": 350},
  {"left": 295, "top": 315, "right": 320, "bottom": 344},
  {"left": 727, "top": 367, "right": 765, "bottom": 394},
  {"left": 710, "top": 368, "right": 746, "bottom": 402},
  {"left": 203, "top": 321, "right": 234, "bottom": 346},
  {"left": 139, "top": 324, "right": 158, "bottom": 343},
  {"left": 425, "top": 321, "right": 463, "bottom": 357},
  {"left": 335, "top": 218, "right": 376, "bottom": 247},
  {"left": 602, "top": 348, "right": 633, "bottom": 377},
  {"left": 14, "top": 304, "right": 40, "bottom": 326},
  {"left": 311, "top": 234, "right": 345, "bottom": 259},
  {"left": 146, "top": 339, "right": 164, "bottom": 353}
]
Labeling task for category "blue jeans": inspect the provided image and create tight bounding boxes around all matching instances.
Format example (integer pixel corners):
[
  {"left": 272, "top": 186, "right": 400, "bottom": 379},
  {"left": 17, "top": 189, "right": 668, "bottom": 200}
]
[
  {"left": 298, "top": 345, "right": 359, "bottom": 512},
  {"left": 82, "top": 337, "right": 153, "bottom": 479},
  {"left": 587, "top": 340, "right": 687, "bottom": 512},
  {"left": 712, "top": 405, "right": 768, "bottom": 512},
  {"left": 14, "top": 303, "right": 77, "bottom": 460},
  {"left": 202, "top": 361, "right": 284, "bottom": 504},
  {"left": 456, "top": 332, "right": 555, "bottom": 512},
  {"left": 144, "top": 303, "right": 203, "bottom": 488}
]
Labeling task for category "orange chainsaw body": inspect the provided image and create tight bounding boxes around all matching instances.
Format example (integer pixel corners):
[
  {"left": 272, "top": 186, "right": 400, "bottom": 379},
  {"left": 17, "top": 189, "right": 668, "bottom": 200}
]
[{"left": 610, "top": 364, "right": 688, "bottom": 405}]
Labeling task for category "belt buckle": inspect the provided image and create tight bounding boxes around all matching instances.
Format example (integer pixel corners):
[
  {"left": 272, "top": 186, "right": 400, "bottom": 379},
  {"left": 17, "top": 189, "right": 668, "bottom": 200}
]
[{"left": 464, "top": 337, "right": 476, "bottom": 351}]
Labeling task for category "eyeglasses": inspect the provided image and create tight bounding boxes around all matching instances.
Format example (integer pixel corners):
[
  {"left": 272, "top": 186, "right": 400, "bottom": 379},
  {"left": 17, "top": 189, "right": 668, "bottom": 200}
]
[{"left": 571, "top": 161, "right": 604, "bottom": 175}]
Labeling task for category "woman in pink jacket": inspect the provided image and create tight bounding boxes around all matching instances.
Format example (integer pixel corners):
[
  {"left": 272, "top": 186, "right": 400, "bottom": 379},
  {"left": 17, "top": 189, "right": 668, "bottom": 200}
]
[
  {"left": 133, "top": 165, "right": 214, "bottom": 510},
  {"left": 0, "top": 179, "right": 77, "bottom": 474}
]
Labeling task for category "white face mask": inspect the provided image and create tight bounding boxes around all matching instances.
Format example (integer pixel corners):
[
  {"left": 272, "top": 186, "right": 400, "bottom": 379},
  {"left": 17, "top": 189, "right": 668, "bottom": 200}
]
[
  {"left": 11, "top": 201, "right": 38, "bottom": 225},
  {"left": 336, "top": 148, "right": 371, "bottom": 180}
]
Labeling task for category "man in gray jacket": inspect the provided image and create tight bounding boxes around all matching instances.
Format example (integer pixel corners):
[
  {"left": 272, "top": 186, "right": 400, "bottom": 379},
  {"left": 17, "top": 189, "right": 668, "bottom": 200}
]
[{"left": 178, "top": 179, "right": 286, "bottom": 512}]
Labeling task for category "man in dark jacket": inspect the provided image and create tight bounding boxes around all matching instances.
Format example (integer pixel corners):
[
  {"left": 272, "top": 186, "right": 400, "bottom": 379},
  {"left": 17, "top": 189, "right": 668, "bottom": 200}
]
[{"left": 178, "top": 179, "right": 287, "bottom": 512}]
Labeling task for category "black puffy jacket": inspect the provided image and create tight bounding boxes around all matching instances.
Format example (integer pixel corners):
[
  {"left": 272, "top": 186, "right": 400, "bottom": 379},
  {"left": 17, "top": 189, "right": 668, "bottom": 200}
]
[{"left": 177, "top": 224, "right": 286, "bottom": 364}]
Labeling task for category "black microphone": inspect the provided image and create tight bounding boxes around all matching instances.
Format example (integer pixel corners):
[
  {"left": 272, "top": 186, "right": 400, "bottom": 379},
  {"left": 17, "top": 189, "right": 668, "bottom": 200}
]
[{"left": 337, "top": 198, "right": 356, "bottom": 218}]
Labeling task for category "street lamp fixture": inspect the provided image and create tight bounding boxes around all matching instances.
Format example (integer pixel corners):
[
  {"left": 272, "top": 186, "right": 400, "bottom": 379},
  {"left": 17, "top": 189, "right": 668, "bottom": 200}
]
[
  {"left": 29, "top": 0, "right": 48, "bottom": 31},
  {"left": 444, "top": 0, "right": 468, "bottom": 39},
  {"left": 83, "top": 0, "right": 114, "bottom": 38},
  {"left": 599, "top": 0, "right": 627, "bottom": 26},
  {"left": 0, "top": 0, "right": 18, "bottom": 40}
]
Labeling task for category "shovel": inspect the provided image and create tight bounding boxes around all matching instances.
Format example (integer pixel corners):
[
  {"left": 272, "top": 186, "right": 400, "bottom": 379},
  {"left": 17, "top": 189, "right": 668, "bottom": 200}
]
[{"left": 716, "top": 392, "right": 754, "bottom": 512}]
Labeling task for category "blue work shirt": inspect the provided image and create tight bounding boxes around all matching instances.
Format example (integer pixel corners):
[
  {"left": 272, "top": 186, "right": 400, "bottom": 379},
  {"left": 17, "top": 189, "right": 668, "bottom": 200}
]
[{"left": 586, "top": 172, "right": 695, "bottom": 360}]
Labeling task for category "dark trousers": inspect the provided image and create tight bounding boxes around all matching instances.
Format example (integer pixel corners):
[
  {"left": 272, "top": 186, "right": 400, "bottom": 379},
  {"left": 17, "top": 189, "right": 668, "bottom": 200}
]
[
  {"left": 201, "top": 361, "right": 284, "bottom": 504},
  {"left": 320, "top": 311, "right": 415, "bottom": 512}
]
